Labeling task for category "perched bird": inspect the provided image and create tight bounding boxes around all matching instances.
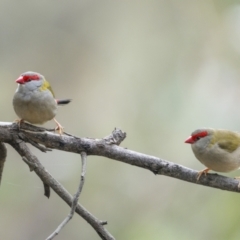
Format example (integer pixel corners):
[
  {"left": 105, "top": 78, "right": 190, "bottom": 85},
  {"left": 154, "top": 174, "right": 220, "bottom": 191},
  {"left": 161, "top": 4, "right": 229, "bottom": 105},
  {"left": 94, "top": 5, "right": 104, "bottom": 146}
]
[
  {"left": 185, "top": 128, "right": 240, "bottom": 180},
  {"left": 13, "top": 71, "right": 71, "bottom": 134}
]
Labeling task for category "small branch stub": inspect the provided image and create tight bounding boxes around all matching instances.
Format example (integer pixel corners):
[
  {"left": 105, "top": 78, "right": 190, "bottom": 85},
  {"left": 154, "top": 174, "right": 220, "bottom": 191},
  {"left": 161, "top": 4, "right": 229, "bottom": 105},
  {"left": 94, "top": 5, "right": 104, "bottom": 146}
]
[
  {"left": 103, "top": 128, "right": 126, "bottom": 145},
  {"left": 0, "top": 142, "right": 7, "bottom": 184}
]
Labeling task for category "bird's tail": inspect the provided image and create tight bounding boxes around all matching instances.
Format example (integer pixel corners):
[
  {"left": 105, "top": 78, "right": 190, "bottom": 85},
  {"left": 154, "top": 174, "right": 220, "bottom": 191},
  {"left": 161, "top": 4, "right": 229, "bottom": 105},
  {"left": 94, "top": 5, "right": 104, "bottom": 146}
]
[{"left": 56, "top": 99, "right": 71, "bottom": 105}]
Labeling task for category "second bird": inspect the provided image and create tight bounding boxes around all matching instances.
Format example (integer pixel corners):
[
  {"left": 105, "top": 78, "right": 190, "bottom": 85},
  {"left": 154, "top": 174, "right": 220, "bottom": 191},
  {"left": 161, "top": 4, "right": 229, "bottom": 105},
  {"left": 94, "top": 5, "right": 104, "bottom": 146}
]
[{"left": 185, "top": 128, "right": 240, "bottom": 180}]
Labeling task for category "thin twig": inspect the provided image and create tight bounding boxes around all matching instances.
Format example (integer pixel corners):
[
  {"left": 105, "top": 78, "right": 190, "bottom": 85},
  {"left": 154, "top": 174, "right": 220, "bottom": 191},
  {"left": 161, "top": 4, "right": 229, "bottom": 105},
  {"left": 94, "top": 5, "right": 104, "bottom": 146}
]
[
  {"left": 18, "top": 132, "right": 52, "bottom": 152},
  {"left": 46, "top": 152, "right": 88, "bottom": 240}
]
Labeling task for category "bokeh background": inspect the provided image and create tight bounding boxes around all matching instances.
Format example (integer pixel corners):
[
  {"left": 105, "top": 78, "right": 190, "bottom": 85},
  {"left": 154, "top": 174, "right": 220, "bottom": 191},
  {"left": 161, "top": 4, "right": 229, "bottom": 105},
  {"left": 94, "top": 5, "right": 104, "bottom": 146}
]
[{"left": 1, "top": 0, "right": 240, "bottom": 239}]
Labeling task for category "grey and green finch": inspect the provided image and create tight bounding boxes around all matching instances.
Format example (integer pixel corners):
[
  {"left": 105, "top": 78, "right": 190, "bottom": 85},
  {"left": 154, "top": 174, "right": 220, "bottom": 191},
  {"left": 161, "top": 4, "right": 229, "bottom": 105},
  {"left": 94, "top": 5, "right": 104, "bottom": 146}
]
[
  {"left": 13, "top": 71, "right": 71, "bottom": 134},
  {"left": 185, "top": 129, "right": 240, "bottom": 180}
]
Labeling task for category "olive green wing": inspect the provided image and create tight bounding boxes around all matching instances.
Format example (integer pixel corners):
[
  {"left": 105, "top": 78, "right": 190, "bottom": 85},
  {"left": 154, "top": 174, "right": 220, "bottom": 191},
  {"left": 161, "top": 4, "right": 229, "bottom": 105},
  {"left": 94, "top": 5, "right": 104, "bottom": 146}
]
[{"left": 217, "top": 140, "right": 239, "bottom": 153}]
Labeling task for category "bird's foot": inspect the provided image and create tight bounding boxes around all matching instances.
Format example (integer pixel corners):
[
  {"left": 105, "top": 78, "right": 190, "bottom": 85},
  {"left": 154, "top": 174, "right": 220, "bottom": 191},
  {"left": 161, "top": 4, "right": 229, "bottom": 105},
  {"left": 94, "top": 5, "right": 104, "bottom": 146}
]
[
  {"left": 234, "top": 176, "right": 240, "bottom": 189},
  {"left": 197, "top": 168, "right": 210, "bottom": 181},
  {"left": 14, "top": 119, "right": 24, "bottom": 129},
  {"left": 54, "top": 118, "right": 64, "bottom": 135}
]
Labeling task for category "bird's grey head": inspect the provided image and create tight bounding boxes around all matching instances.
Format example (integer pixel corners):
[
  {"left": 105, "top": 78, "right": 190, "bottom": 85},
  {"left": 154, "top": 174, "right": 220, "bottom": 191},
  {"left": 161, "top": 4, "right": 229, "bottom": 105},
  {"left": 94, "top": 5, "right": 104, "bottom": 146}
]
[{"left": 15, "top": 71, "right": 44, "bottom": 92}]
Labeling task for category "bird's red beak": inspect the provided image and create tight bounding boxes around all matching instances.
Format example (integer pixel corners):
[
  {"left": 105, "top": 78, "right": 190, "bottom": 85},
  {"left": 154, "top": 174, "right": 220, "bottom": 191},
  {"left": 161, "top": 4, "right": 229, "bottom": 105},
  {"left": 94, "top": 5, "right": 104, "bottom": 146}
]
[
  {"left": 185, "top": 136, "right": 194, "bottom": 144},
  {"left": 16, "top": 76, "right": 24, "bottom": 84}
]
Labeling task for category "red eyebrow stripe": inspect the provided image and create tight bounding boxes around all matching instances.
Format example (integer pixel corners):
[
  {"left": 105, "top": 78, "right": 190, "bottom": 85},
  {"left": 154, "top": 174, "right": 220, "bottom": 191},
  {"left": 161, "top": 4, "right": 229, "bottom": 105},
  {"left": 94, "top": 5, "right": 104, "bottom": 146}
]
[
  {"left": 192, "top": 131, "right": 208, "bottom": 140},
  {"left": 22, "top": 74, "right": 40, "bottom": 82}
]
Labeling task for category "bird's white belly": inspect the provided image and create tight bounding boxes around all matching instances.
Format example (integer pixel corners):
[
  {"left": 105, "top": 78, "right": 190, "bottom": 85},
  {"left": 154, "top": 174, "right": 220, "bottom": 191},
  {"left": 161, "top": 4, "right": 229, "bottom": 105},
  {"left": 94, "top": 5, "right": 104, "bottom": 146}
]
[
  {"left": 13, "top": 90, "right": 57, "bottom": 124},
  {"left": 193, "top": 144, "right": 240, "bottom": 172}
]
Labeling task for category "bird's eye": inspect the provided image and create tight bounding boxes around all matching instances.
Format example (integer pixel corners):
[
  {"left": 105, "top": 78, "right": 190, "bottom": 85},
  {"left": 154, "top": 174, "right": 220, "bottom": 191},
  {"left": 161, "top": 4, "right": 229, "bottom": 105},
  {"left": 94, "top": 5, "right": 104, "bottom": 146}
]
[{"left": 192, "top": 136, "right": 201, "bottom": 141}]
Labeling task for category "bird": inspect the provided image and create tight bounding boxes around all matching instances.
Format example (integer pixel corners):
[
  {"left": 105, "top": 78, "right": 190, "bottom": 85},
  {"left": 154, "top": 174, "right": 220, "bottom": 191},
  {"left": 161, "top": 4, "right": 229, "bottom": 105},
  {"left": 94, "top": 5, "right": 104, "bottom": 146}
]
[
  {"left": 13, "top": 71, "right": 71, "bottom": 134},
  {"left": 185, "top": 128, "right": 240, "bottom": 181}
]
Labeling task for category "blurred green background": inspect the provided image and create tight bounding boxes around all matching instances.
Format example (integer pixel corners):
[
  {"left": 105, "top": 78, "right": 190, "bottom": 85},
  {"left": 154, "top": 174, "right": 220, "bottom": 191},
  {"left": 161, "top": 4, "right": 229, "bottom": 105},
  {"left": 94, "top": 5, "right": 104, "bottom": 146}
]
[{"left": 1, "top": 0, "right": 240, "bottom": 239}]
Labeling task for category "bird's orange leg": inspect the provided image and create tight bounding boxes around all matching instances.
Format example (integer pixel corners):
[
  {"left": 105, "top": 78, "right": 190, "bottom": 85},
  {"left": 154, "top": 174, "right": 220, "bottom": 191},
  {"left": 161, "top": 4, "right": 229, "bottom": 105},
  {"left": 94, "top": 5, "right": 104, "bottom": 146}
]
[
  {"left": 197, "top": 168, "right": 210, "bottom": 181},
  {"left": 54, "top": 118, "right": 64, "bottom": 135}
]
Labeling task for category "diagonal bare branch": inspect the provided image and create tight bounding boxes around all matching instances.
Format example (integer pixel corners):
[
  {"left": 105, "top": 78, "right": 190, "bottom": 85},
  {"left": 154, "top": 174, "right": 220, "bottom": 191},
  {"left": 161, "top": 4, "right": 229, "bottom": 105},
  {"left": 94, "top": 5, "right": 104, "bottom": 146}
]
[
  {"left": 0, "top": 122, "right": 239, "bottom": 193},
  {"left": 3, "top": 123, "right": 238, "bottom": 193}
]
